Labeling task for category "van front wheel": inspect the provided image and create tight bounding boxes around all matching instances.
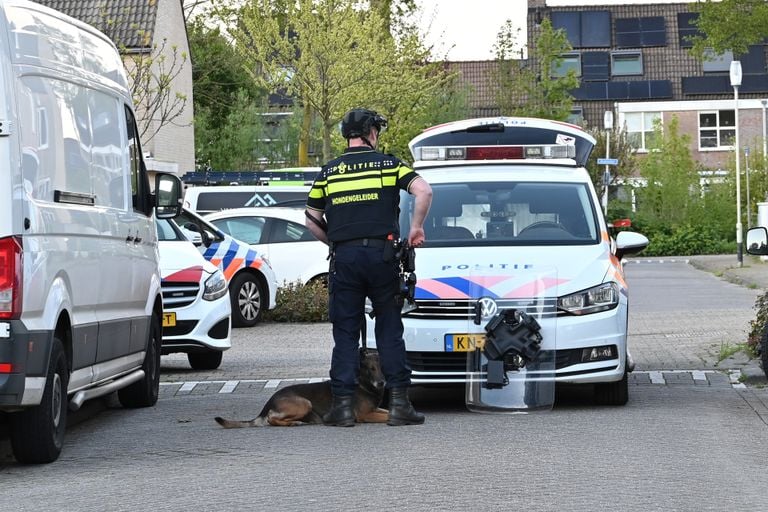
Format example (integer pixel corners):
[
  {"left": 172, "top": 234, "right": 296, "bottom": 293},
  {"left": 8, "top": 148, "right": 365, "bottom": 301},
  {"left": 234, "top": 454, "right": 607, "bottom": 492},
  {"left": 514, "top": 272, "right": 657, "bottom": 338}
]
[
  {"left": 10, "top": 336, "right": 69, "bottom": 464},
  {"left": 118, "top": 313, "right": 161, "bottom": 408}
]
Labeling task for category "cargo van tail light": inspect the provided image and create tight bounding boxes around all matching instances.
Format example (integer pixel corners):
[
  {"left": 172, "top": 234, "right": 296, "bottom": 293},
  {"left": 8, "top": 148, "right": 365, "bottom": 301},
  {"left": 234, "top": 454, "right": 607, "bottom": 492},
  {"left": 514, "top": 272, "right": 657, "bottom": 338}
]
[{"left": 0, "top": 236, "right": 22, "bottom": 319}]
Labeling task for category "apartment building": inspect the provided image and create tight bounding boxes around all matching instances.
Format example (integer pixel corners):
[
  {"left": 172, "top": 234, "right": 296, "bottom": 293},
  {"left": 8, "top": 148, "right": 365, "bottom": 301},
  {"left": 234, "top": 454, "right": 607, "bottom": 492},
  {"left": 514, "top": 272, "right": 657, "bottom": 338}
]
[{"left": 527, "top": 0, "right": 768, "bottom": 171}]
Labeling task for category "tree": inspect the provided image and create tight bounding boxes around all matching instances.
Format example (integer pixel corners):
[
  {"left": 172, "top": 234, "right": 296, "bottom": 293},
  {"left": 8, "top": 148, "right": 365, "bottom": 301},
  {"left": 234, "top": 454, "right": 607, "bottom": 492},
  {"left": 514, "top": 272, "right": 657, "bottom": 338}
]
[
  {"left": 688, "top": 0, "right": 768, "bottom": 58},
  {"left": 492, "top": 18, "right": 578, "bottom": 120},
  {"left": 225, "top": 0, "right": 458, "bottom": 162},
  {"left": 635, "top": 116, "right": 700, "bottom": 229}
]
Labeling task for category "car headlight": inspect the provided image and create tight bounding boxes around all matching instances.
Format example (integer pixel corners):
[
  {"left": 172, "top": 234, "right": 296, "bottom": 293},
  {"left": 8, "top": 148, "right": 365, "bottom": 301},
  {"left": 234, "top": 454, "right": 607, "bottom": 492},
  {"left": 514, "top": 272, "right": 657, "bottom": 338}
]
[
  {"left": 558, "top": 282, "right": 619, "bottom": 315},
  {"left": 203, "top": 270, "right": 228, "bottom": 301}
]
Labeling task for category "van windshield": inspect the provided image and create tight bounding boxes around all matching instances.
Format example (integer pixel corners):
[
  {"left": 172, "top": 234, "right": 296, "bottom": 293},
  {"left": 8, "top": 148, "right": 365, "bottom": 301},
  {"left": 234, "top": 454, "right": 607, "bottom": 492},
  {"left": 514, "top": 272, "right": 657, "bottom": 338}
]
[{"left": 399, "top": 181, "right": 599, "bottom": 246}]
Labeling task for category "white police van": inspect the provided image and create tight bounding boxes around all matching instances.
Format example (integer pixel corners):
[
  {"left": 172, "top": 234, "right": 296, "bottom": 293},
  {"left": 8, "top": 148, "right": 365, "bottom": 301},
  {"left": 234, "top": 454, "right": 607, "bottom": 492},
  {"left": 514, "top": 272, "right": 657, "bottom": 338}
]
[{"left": 370, "top": 117, "right": 648, "bottom": 405}]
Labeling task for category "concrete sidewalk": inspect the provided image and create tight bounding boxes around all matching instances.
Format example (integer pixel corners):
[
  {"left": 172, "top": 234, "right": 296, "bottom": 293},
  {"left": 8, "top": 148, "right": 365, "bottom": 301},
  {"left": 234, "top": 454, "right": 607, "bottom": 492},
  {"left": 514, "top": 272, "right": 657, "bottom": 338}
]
[
  {"left": 688, "top": 253, "right": 768, "bottom": 291},
  {"left": 636, "top": 253, "right": 768, "bottom": 383}
]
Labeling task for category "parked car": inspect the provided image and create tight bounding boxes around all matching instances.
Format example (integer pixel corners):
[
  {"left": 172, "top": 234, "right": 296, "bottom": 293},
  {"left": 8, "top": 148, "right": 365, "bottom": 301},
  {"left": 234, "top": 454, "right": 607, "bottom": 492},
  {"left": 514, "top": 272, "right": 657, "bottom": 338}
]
[
  {"left": 174, "top": 208, "right": 278, "bottom": 327},
  {"left": 204, "top": 207, "right": 329, "bottom": 287},
  {"left": 157, "top": 219, "right": 231, "bottom": 370}
]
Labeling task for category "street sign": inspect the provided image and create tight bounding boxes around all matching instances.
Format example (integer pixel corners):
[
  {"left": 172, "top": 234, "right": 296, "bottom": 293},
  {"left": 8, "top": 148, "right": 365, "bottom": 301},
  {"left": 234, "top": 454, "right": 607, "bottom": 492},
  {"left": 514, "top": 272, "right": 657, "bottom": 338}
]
[{"left": 597, "top": 158, "right": 619, "bottom": 166}]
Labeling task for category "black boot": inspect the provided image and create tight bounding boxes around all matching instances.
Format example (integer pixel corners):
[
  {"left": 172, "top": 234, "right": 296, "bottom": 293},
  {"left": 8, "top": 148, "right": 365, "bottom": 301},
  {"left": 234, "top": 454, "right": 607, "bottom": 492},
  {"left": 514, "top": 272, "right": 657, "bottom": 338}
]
[
  {"left": 323, "top": 394, "right": 355, "bottom": 427},
  {"left": 387, "top": 387, "right": 425, "bottom": 426}
]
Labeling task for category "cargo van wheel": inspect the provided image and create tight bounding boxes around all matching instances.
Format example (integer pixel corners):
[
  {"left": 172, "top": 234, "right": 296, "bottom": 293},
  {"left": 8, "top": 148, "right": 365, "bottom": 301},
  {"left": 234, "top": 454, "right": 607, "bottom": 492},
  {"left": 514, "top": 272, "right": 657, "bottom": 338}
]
[
  {"left": 594, "top": 370, "right": 629, "bottom": 406},
  {"left": 10, "top": 336, "right": 68, "bottom": 464},
  {"left": 118, "top": 314, "right": 161, "bottom": 408},
  {"left": 188, "top": 350, "right": 223, "bottom": 370},
  {"left": 230, "top": 273, "right": 264, "bottom": 327}
]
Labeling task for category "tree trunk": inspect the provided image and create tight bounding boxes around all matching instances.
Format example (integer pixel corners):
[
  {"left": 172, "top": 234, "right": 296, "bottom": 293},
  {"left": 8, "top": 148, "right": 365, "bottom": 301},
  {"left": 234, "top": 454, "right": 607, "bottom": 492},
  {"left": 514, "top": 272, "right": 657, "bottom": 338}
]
[{"left": 298, "top": 102, "right": 312, "bottom": 166}]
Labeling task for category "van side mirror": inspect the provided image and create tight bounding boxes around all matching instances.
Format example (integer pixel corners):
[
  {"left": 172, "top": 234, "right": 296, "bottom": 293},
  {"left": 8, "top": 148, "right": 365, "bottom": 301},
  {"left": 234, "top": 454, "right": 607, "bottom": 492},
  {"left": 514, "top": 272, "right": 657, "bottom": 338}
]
[
  {"left": 614, "top": 231, "right": 649, "bottom": 260},
  {"left": 746, "top": 227, "right": 768, "bottom": 256},
  {"left": 155, "top": 173, "right": 182, "bottom": 219}
]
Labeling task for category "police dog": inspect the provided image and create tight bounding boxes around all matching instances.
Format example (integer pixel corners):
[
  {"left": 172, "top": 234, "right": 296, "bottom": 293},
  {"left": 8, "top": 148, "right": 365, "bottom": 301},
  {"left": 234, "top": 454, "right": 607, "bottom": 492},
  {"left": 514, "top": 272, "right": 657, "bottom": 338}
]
[{"left": 214, "top": 349, "right": 388, "bottom": 427}]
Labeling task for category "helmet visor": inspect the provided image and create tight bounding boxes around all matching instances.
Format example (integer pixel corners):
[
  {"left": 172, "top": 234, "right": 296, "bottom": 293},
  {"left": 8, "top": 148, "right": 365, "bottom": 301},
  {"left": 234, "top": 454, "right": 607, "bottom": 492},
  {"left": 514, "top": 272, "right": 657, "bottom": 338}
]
[{"left": 373, "top": 115, "right": 388, "bottom": 135}]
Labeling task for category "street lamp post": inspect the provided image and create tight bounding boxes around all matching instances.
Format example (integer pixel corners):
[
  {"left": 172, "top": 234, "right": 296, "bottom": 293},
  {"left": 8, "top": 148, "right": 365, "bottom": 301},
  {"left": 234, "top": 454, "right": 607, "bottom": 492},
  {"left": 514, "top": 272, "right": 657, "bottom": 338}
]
[
  {"left": 731, "top": 61, "right": 743, "bottom": 267},
  {"left": 603, "top": 110, "right": 613, "bottom": 217},
  {"left": 762, "top": 99, "right": 768, "bottom": 164},
  {"left": 746, "top": 146, "right": 751, "bottom": 229}
]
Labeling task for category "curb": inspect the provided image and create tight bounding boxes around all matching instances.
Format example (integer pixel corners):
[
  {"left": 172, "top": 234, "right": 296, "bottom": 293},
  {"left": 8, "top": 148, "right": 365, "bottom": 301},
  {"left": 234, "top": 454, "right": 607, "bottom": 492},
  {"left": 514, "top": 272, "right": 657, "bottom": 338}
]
[{"left": 740, "top": 365, "right": 767, "bottom": 385}]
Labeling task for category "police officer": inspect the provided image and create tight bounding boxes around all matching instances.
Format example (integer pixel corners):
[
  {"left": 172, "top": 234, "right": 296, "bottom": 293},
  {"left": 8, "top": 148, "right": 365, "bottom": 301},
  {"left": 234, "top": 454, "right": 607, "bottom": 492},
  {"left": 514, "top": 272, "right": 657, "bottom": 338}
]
[{"left": 305, "top": 108, "right": 432, "bottom": 427}]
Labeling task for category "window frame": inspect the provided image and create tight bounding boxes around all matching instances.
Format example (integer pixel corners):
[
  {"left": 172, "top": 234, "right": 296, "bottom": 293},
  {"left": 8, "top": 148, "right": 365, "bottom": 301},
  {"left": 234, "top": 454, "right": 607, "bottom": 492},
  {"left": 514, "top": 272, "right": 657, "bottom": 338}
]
[
  {"left": 611, "top": 51, "right": 643, "bottom": 76},
  {"left": 551, "top": 52, "right": 582, "bottom": 78},
  {"left": 624, "top": 111, "right": 661, "bottom": 152},
  {"left": 698, "top": 110, "right": 736, "bottom": 151}
]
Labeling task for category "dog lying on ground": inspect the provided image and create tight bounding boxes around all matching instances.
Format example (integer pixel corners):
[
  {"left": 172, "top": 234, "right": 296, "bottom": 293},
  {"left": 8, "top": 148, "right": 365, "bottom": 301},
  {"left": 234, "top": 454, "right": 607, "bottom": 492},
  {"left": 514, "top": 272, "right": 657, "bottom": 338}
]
[{"left": 215, "top": 349, "right": 388, "bottom": 427}]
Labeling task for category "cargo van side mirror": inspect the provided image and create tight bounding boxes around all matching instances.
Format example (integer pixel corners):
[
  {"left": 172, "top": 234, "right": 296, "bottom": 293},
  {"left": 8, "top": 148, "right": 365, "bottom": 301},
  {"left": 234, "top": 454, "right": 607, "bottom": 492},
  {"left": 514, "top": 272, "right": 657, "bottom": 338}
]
[
  {"left": 155, "top": 173, "right": 182, "bottom": 219},
  {"left": 746, "top": 227, "right": 768, "bottom": 256}
]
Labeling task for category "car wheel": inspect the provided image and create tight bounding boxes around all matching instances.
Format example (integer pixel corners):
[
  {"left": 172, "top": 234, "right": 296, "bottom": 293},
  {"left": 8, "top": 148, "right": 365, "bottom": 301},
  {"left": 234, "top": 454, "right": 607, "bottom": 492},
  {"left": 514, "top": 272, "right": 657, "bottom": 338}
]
[
  {"left": 230, "top": 272, "right": 265, "bottom": 327},
  {"left": 118, "top": 313, "right": 161, "bottom": 408},
  {"left": 188, "top": 350, "right": 223, "bottom": 370},
  {"left": 594, "top": 370, "right": 628, "bottom": 406},
  {"left": 10, "top": 335, "right": 69, "bottom": 464}
]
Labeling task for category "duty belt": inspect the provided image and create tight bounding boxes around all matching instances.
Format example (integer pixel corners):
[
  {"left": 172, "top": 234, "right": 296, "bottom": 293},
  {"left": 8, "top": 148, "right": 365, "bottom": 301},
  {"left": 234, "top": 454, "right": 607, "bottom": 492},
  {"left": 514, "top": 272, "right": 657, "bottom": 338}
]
[{"left": 333, "top": 238, "right": 388, "bottom": 248}]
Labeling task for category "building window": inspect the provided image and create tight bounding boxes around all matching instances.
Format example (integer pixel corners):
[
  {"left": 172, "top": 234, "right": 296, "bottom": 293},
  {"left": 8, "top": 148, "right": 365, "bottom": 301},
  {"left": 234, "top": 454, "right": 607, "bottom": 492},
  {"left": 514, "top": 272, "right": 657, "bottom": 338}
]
[
  {"left": 551, "top": 53, "right": 581, "bottom": 77},
  {"left": 611, "top": 51, "right": 643, "bottom": 76},
  {"left": 702, "top": 49, "right": 733, "bottom": 73},
  {"left": 568, "top": 107, "right": 584, "bottom": 126},
  {"left": 699, "top": 110, "right": 735, "bottom": 149},
  {"left": 624, "top": 112, "right": 660, "bottom": 150}
]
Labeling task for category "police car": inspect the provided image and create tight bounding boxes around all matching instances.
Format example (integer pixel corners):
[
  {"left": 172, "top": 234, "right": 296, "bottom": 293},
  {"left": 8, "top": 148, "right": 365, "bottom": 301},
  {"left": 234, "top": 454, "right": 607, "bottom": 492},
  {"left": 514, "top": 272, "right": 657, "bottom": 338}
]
[{"left": 368, "top": 117, "right": 648, "bottom": 405}]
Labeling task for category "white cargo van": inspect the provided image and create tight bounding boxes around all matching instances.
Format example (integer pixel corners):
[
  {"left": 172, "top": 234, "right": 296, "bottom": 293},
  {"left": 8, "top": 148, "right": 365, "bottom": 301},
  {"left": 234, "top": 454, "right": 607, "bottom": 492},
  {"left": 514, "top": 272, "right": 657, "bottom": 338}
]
[
  {"left": 0, "top": 1, "right": 182, "bottom": 463},
  {"left": 366, "top": 117, "right": 648, "bottom": 405}
]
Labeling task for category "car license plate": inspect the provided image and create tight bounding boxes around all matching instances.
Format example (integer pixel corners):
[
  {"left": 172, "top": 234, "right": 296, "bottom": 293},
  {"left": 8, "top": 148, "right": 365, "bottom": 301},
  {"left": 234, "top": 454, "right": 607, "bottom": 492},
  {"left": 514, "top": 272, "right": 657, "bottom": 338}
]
[
  {"left": 445, "top": 333, "right": 485, "bottom": 352},
  {"left": 162, "top": 312, "right": 176, "bottom": 327}
]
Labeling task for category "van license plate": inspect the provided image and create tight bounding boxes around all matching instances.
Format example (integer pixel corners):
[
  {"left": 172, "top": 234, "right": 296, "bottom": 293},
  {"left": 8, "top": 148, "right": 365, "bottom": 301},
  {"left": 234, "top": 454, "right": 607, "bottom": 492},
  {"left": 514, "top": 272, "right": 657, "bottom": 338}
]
[
  {"left": 445, "top": 334, "right": 485, "bottom": 352},
  {"left": 162, "top": 312, "right": 176, "bottom": 327}
]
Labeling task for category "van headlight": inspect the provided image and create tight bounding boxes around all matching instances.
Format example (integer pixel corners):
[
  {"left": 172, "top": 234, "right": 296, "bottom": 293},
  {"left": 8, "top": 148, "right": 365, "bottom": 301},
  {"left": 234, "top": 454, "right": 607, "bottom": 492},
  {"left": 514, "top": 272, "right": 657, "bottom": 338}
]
[
  {"left": 203, "top": 270, "right": 228, "bottom": 301},
  {"left": 558, "top": 283, "right": 619, "bottom": 315}
]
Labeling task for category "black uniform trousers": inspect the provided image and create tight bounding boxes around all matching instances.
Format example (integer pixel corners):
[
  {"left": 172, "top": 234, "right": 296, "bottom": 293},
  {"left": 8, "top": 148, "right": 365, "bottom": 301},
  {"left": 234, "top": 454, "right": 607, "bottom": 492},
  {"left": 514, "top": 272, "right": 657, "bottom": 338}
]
[{"left": 328, "top": 244, "right": 411, "bottom": 396}]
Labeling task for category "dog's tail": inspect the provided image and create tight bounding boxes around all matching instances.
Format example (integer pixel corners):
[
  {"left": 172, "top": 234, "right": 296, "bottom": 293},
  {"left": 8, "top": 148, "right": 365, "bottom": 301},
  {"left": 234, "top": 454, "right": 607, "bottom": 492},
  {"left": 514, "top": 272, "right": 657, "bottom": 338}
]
[{"left": 214, "top": 416, "right": 269, "bottom": 428}]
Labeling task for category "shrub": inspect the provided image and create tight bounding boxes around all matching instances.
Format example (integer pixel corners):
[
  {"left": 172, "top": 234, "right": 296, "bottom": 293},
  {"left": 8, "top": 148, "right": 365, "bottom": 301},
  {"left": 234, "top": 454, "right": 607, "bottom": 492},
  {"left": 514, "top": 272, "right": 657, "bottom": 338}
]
[
  {"left": 263, "top": 279, "right": 329, "bottom": 322},
  {"left": 638, "top": 224, "right": 732, "bottom": 257}
]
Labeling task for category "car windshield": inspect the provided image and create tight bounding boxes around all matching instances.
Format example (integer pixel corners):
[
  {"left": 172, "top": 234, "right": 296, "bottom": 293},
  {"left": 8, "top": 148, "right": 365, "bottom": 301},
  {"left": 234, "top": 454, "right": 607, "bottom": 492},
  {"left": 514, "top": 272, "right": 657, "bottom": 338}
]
[
  {"left": 399, "top": 181, "right": 599, "bottom": 246},
  {"left": 156, "top": 218, "right": 185, "bottom": 241}
]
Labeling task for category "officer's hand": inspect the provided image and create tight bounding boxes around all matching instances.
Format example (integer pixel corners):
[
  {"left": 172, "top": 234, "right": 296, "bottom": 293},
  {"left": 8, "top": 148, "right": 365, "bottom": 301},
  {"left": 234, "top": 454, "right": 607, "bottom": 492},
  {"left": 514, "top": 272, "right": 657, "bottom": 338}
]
[{"left": 408, "top": 227, "right": 426, "bottom": 247}]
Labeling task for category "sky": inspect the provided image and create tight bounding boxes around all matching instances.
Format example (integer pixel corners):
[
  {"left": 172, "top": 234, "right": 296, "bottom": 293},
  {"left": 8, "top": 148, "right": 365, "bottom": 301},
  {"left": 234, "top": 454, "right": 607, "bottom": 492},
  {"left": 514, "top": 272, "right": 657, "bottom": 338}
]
[
  {"left": 415, "top": 1, "right": 527, "bottom": 61},
  {"left": 415, "top": 0, "right": 700, "bottom": 62}
]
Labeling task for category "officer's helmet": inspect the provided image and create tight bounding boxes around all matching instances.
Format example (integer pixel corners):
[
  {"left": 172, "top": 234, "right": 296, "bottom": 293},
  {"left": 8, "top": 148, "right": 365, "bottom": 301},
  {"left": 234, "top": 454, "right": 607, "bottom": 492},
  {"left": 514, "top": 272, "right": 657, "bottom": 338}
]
[{"left": 340, "top": 108, "right": 388, "bottom": 139}]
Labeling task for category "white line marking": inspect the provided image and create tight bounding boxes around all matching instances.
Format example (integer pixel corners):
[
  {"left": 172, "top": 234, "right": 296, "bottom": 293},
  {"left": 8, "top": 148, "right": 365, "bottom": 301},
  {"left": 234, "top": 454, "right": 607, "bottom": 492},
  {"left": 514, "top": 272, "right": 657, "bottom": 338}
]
[
  {"left": 691, "top": 370, "right": 707, "bottom": 381},
  {"left": 648, "top": 371, "right": 666, "bottom": 384},
  {"left": 219, "top": 380, "right": 239, "bottom": 394},
  {"left": 178, "top": 381, "right": 197, "bottom": 392},
  {"left": 308, "top": 378, "right": 325, "bottom": 383},
  {"left": 265, "top": 379, "right": 281, "bottom": 389}
]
